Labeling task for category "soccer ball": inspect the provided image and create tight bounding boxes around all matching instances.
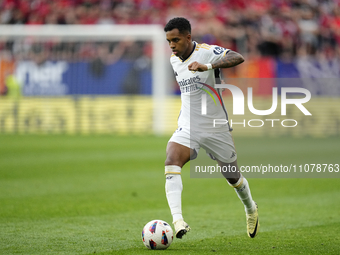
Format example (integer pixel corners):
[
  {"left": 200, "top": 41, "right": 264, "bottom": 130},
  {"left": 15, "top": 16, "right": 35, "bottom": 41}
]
[{"left": 142, "top": 220, "right": 173, "bottom": 250}]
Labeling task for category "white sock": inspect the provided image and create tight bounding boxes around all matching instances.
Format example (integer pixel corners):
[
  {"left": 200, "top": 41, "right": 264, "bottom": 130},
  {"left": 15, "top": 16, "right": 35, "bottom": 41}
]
[
  {"left": 228, "top": 176, "right": 256, "bottom": 214},
  {"left": 165, "top": 165, "right": 183, "bottom": 223}
]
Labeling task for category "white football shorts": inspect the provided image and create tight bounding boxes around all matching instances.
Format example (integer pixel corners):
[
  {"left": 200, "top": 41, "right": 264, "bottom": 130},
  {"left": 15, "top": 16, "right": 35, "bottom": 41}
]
[{"left": 169, "top": 126, "right": 237, "bottom": 163}]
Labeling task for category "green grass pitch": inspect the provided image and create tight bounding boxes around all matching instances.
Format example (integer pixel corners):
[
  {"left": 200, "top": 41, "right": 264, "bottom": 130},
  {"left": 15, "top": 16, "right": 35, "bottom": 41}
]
[{"left": 0, "top": 135, "right": 339, "bottom": 254}]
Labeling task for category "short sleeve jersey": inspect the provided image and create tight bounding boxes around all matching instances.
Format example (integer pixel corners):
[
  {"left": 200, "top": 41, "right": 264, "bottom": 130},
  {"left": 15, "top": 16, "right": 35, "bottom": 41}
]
[{"left": 170, "top": 42, "right": 231, "bottom": 132}]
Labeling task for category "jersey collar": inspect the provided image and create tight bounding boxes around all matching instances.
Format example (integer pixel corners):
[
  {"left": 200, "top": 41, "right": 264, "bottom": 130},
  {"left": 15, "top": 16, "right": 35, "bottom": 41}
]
[{"left": 179, "top": 41, "right": 196, "bottom": 62}]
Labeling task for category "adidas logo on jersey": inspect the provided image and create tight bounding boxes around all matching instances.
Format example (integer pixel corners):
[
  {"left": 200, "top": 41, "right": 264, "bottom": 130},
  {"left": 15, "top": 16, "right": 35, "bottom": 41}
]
[{"left": 230, "top": 152, "right": 236, "bottom": 158}]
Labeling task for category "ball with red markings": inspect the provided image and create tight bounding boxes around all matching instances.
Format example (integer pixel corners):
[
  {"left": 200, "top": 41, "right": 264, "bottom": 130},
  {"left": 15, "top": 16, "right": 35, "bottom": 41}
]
[{"left": 141, "top": 220, "right": 173, "bottom": 250}]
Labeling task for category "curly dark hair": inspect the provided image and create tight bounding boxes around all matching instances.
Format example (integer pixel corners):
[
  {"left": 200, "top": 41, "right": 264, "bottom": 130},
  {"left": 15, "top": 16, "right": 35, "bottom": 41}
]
[{"left": 164, "top": 17, "right": 191, "bottom": 34}]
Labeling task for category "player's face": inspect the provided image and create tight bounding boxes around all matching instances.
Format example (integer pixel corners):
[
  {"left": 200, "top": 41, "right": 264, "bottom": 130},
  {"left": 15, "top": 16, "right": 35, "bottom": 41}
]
[{"left": 166, "top": 29, "right": 192, "bottom": 58}]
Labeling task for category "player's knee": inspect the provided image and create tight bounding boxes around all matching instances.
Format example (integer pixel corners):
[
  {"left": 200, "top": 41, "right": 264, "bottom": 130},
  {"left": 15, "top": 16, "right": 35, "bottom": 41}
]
[
  {"left": 165, "top": 154, "right": 186, "bottom": 167},
  {"left": 165, "top": 156, "right": 179, "bottom": 167}
]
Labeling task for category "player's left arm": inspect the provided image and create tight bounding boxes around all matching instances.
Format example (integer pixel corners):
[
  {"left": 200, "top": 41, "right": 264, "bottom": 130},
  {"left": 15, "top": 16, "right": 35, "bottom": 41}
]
[
  {"left": 188, "top": 50, "right": 244, "bottom": 72},
  {"left": 211, "top": 50, "right": 244, "bottom": 69}
]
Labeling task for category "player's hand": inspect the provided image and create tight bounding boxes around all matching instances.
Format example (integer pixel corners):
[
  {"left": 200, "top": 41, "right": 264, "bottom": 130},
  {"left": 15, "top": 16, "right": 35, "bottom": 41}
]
[{"left": 188, "top": 61, "right": 208, "bottom": 72}]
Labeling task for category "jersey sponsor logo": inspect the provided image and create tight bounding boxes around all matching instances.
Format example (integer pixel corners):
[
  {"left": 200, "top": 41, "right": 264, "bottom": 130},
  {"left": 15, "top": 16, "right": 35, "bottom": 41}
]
[
  {"left": 178, "top": 75, "right": 201, "bottom": 93},
  {"left": 180, "top": 84, "right": 198, "bottom": 93},
  {"left": 178, "top": 75, "right": 200, "bottom": 87},
  {"left": 213, "top": 47, "right": 225, "bottom": 55}
]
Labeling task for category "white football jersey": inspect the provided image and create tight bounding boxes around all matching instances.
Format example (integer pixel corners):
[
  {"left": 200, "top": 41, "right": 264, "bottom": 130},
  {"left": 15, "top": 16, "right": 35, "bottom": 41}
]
[{"left": 170, "top": 41, "right": 231, "bottom": 132}]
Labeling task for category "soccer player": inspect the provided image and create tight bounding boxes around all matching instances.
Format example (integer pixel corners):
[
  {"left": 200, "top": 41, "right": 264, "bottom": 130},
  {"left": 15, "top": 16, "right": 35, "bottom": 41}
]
[{"left": 164, "top": 17, "right": 259, "bottom": 239}]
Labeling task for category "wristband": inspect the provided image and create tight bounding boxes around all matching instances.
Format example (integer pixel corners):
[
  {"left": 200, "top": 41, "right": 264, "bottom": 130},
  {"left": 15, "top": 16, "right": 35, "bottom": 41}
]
[{"left": 205, "top": 63, "right": 213, "bottom": 70}]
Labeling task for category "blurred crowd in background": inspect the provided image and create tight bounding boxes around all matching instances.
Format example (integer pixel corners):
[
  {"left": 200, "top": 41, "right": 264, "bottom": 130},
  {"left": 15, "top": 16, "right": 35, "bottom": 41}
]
[
  {"left": 1, "top": 0, "right": 340, "bottom": 59},
  {"left": 0, "top": 0, "right": 339, "bottom": 134},
  {"left": 1, "top": 0, "right": 340, "bottom": 96}
]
